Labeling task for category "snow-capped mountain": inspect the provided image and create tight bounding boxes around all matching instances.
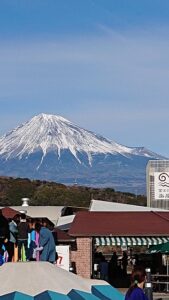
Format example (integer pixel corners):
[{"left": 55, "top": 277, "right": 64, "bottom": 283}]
[
  {"left": 0, "top": 113, "right": 162, "bottom": 162},
  {"left": 0, "top": 113, "right": 166, "bottom": 194}
]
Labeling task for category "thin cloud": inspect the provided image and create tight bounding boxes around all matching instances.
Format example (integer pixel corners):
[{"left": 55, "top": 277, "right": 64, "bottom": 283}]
[{"left": 0, "top": 27, "right": 169, "bottom": 156}]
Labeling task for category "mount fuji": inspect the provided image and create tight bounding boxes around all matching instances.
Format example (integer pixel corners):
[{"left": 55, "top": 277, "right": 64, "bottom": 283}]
[{"left": 0, "top": 113, "right": 165, "bottom": 194}]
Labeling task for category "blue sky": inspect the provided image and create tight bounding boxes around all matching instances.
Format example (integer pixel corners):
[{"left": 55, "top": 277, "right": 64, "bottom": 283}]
[{"left": 0, "top": 0, "right": 169, "bottom": 156}]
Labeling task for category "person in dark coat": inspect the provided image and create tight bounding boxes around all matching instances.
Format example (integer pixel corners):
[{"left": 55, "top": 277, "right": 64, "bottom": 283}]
[
  {"left": 98, "top": 255, "right": 109, "bottom": 281},
  {"left": 0, "top": 210, "right": 9, "bottom": 249},
  {"left": 109, "top": 251, "right": 118, "bottom": 284},
  {"left": 122, "top": 251, "right": 128, "bottom": 276},
  {"left": 17, "top": 214, "right": 29, "bottom": 261},
  {"left": 35, "top": 223, "right": 56, "bottom": 263}
]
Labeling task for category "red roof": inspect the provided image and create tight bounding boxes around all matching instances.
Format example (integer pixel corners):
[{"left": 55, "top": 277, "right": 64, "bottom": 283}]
[
  {"left": 68, "top": 211, "right": 169, "bottom": 237},
  {"left": 1, "top": 207, "right": 21, "bottom": 219},
  {"left": 54, "top": 228, "right": 75, "bottom": 242}
]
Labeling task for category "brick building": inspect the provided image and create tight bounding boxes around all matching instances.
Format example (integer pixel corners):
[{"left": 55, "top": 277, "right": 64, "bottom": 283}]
[{"left": 69, "top": 211, "right": 169, "bottom": 278}]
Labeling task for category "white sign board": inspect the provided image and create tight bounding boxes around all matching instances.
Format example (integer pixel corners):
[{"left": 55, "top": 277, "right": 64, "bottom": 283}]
[
  {"left": 154, "top": 172, "right": 169, "bottom": 200},
  {"left": 56, "top": 245, "right": 70, "bottom": 271}
]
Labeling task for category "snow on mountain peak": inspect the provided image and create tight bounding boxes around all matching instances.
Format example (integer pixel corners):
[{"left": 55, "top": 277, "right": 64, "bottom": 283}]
[
  {"left": 36, "top": 113, "right": 71, "bottom": 123},
  {"left": 0, "top": 113, "right": 164, "bottom": 167}
]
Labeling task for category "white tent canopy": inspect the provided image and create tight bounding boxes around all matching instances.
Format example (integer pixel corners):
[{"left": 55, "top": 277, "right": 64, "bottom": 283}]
[
  {"left": 89, "top": 199, "right": 169, "bottom": 212},
  {"left": 57, "top": 215, "right": 75, "bottom": 230},
  {"left": 0, "top": 262, "right": 107, "bottom": 296},
  {"left": 10, "top": 206, "right": 64, "bottom": 225}
]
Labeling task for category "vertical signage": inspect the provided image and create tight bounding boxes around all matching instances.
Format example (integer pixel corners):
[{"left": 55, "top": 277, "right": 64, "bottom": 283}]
[
  {"left": 154, "top": 172, "right": 169, "bottom": 200},
  {"left": 56, "top": 245, "right": 70, "bottom": 271}
]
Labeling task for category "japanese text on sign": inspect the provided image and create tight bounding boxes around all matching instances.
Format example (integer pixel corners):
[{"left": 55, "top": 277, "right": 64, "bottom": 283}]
[{"left": 154, "top": 172, "right": 169, "bottom": 200}]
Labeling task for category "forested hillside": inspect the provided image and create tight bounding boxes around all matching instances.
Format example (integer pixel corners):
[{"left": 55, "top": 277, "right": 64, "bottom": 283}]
[{"left": 0, "top": 176, "right": 146, "bottom": 207}]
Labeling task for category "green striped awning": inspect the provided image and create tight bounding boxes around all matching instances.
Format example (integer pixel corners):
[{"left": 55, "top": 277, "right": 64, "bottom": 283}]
[{"left": 94, "top": 236, "right": 169, "bottom": 247}]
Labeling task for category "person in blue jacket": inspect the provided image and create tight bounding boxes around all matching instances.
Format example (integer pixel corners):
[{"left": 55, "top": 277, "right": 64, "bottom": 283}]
[
  {"left": 35, "top": 222, "right": 56, "bottom": 263},
  {"left": 125, "top": 266, "right": 148, "bottom": 300},
  {"left": 0, "top": 248, "right": 4, "bottom": 266}
]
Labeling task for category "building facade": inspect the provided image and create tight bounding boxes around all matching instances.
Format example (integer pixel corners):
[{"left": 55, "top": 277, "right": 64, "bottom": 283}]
[
  {"left": 69, "top": 211, "right": 169, "bottom": 278},
  {"left": 146, "top": 160, "right": 169, "bottom": 209}
]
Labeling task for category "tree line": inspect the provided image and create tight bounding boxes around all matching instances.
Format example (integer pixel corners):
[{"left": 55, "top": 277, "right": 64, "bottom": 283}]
[{"left": 0, "top": 176, "right": 146, "bottom": 207}]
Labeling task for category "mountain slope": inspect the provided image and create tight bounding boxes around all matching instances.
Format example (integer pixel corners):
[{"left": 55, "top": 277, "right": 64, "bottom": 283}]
[{"left": 0, "top": 113, "right": 166, "bottom": 194}]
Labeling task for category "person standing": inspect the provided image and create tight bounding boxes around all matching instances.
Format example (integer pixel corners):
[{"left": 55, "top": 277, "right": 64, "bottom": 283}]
[
  {"left": 35, "top": 223, "right": 56, "bottom": 263},
  {"left": 7, "top": 216, "right": 18, "bottom": 262},
  {"left": 122, "top": 251, "right": 128, "bottom": 276},
  {"left": 17, "top": 214, "right": 29, "bottom": 261},
  {"left": 0, "top": 210, "right": 9, "bottom": 250},
  {"left": 27, "top": 219, "right": 37, "bottom": 260},
  {"left": 125, "top": 266, "right": 148, "bottom": 300},
  {"left": 98, "top": 255, "right": 109, "bottom": 281},
  {"left": 109, "top": 251, "right": 118, "bottom": 283},
  {"left": 0, "top": 248, "right": 4, "bottom": 266}
]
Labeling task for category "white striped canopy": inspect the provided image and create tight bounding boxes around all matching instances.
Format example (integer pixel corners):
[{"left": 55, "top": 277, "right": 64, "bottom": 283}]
[{"left": 95, "top": 236, "right": 169, "bottom": 246}]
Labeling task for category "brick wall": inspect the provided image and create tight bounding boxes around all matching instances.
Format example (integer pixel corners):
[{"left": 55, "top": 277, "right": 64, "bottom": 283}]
[{"left": 70, "top": 237, "right": 92, "bottom": 278}]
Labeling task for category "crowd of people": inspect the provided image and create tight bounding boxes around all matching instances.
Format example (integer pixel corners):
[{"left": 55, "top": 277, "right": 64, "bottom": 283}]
[
  {"left": 0, "top": 210, "right": 57, "bottom": 265},
  {"left": 94, "top": 251, "right": 130, "bottom": 284},
  {"left": 95, "top": 251, "right": 149, "bottom": 299},
  {"left": 0, "top": 210, "right": 151, "bottom": 299}
]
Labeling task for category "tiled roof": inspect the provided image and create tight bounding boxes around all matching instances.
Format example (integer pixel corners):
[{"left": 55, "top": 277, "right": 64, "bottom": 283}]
[
  {"left": 68, "top": 211, "right": 169, "bottom": 237},
  {"left": 54, "top": 228, "right": 75, "bottom": 242}
]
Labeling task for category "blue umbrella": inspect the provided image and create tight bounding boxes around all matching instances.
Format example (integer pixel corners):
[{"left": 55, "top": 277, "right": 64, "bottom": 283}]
[
  {"left": 0, "top": 292, "right": 33, "bottom": 300},
  {"left": 34, "top": 290, "right": 70, "bottom": 300},
  {"left": 68, "top": 289, "right": 99, "bottom": 300},
  {"left": 92, "top": 285, "right": 125, "bottom": 300}
]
